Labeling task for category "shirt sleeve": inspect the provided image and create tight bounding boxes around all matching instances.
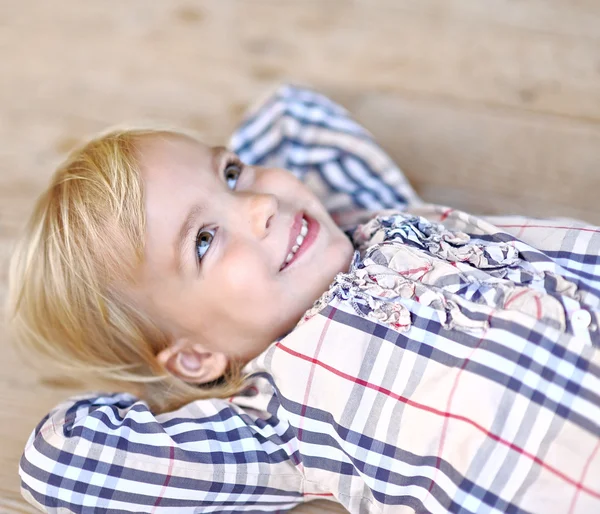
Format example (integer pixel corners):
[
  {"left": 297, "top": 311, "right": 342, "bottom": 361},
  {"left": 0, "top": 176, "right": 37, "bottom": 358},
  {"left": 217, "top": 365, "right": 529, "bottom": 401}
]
[
  {"left": 227, "top": 84, "right": 421, "bottom": 221},
  {"left": 19, "top": 392, "right": 306, "bottom": 513}
]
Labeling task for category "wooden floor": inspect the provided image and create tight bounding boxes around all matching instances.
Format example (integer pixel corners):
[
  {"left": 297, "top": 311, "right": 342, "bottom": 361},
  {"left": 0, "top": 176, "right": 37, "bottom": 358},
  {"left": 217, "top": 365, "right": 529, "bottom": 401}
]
[{"left": 1, "top": 1, "right": 599, "bottom": 512}]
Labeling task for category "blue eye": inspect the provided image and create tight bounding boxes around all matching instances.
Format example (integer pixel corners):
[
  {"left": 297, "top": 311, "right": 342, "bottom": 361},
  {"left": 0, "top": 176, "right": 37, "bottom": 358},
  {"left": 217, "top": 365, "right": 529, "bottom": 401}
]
[
  {"left": 224, "top": 161, "right": 243, "bottom": 189},
  {"left": 196, "top": 228, "right": 216, "bottom": 262}
]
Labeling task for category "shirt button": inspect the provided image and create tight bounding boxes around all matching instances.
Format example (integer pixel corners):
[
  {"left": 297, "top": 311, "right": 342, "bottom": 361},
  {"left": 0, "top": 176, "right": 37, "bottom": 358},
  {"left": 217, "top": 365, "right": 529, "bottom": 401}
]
[{"left": 572, "top": 309, "right": 592, "bottom": 329}]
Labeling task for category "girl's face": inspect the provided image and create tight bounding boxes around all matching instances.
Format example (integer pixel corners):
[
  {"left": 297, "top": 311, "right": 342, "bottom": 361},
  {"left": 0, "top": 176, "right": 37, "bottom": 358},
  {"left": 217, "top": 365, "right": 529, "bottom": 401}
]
[{"left": 133, "top": 135, "right": 353, "bottom": 381}]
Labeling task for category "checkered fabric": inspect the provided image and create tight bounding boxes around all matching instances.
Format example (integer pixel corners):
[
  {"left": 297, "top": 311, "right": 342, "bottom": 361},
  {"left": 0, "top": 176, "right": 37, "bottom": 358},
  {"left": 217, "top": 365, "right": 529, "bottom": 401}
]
[{"left": 20, "top": 86, "right": 600, "bottom": 513}]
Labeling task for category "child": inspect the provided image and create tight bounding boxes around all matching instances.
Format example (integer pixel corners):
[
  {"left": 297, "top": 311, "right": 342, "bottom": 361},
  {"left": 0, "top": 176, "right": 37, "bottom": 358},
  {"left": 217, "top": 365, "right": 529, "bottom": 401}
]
[{"left": 10, "top": 85, "right": 600, "bottom": 514}]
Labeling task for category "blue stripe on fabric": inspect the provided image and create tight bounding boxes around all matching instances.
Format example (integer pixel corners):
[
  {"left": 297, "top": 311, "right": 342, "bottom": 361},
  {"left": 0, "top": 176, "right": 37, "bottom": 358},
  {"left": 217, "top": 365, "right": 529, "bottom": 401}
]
[
  {"left": 69, "top": 426, "right": 295, "bottom": 465},
  {"left": 65, "top": 404, "right": 250, "bottom": 436},
  {"left": 544, "top": 250, "right": 600, "bottom": 266},
  {"left": 232, "top": 86, "right": 351, "bottom": 138},
  {"left": 341, "top": 154, "right": 401, "bottom": 207},
  {"left": 21, "top": 481, "right": 299, "bottom": 514},
  {"left": 57, "top": 408, "right": 297, "bottom": 465},
  {"left": 66, "top": 399, "right": 282, "bottom": 435},
  {"left": 253, "top": 372, "right": 523, "bottom": 514},
  {"left": 21, "top": 452, "right": 302, "bottom": 510},
  {"left": 231, "top": 99, "right": 371, "bottom": 157},
  {"left": 464, "top": 235, "right": 600, "bottom": 300},
  {"left": 544, "top": 261, "right": 600, "bottom": 283},
  {"left": 318, "top": 306, "right": 600, "bottom": 436},
  {"left": 470, "top": 233, "right": 600, "bottom": 270},
  {"left": 237, "top": 138, "right": 409, "bottom": 209},
  {"left": 319, "top": 159, "right": 385, "bottom": 211},
  {"left": 519, "top": 251, "right": 600, "bottom": 299},
  {"left": 336, "top": 155, "right": 408, "bottom": 207}
]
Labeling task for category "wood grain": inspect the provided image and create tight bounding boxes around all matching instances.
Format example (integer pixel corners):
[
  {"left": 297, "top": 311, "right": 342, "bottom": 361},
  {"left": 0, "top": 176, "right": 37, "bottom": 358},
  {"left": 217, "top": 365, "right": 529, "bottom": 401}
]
[{"left": 0, "top": 1, "right": 598, "bottom": 512}]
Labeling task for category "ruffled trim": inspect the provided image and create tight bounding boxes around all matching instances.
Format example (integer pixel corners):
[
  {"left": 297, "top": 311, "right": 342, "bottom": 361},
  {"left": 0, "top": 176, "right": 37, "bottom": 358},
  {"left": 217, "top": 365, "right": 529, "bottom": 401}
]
[{"left": 300, "top": 213, "right": 575, "bottom": 334}]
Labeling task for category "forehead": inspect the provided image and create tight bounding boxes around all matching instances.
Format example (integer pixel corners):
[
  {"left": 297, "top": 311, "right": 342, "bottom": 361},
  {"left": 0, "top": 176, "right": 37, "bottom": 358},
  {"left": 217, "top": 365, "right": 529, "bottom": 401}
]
[{"left": 136, "top": 134, "right": 215, "bottom": 179}]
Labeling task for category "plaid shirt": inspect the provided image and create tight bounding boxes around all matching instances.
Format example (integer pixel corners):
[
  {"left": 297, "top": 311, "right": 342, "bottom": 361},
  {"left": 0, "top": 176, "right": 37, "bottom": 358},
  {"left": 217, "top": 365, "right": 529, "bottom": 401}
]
[{"left": 20, "top": 86, "right": 600, "bottom": 513}]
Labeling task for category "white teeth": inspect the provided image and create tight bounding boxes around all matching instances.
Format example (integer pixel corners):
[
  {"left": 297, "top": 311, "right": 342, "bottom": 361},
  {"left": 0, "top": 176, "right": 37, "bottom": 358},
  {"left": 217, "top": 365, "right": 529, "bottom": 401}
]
[
  {"left": 281, "top": 217, "right": 310, "bottom": 270},
  {"left": 300, "top": 219, "right": 308, "bottom": 236}
]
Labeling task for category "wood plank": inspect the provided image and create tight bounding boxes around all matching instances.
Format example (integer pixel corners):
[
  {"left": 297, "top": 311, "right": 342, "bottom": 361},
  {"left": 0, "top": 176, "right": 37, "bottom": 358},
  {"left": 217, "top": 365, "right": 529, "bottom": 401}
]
[
  {"left": 358, "top": 0, "right": 600, "bottom": 39},
  {"left": 341, "top": 89, "right": 600, "bottom": 224},
  {"left": 0, "top": 0, "right": 599, "bottom": 127},
  {"left": 233, "top": 1, "right": 600, "bottom": 120}
]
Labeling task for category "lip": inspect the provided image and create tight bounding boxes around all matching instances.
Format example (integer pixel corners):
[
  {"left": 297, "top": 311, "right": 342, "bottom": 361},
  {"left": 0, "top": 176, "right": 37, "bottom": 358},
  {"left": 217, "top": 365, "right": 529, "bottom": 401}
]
[{"left": 280, "top": 212, "right": 320, "bottom": 271}]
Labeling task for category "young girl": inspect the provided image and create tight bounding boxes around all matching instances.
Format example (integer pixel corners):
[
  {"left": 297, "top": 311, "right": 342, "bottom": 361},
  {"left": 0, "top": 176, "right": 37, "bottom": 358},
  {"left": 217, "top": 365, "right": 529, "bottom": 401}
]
[{"left": 10, "top": 85, "right": 600, "bottom": 514}]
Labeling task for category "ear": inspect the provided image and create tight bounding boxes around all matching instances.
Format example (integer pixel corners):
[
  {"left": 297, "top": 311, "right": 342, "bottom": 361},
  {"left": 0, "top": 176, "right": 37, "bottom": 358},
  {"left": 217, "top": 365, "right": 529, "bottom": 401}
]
[{"left": 156, "top": 339, "right": 228, "bottom": 384}]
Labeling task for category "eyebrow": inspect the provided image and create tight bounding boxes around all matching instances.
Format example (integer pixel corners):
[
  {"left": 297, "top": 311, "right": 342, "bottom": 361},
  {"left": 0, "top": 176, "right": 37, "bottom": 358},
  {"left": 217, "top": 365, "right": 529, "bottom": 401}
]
[{"left": 174, "top": 146, "right": 228, "bottom": 272}]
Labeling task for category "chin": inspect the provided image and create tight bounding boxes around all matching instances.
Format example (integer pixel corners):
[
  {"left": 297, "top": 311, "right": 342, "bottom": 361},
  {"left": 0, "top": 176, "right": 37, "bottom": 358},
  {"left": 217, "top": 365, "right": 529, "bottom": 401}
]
[{"left": 334, "top": 235, "right": 354, "bottom": 272}]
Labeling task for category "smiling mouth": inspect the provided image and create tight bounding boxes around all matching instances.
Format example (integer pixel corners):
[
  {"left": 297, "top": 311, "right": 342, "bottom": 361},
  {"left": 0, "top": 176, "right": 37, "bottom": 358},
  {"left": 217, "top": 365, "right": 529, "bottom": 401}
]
[
  {"left": 281, "top": 217, "right": 308, "bottom": 270},
  {"left": 280, "top": 213, "right": 318, "bottom": 272}
]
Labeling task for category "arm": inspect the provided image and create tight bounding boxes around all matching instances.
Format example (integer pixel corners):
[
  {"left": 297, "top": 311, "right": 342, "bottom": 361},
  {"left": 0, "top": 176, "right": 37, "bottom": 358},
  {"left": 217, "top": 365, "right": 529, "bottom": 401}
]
[
  {"left": 228, "top": 84, "right": 421, "bottom": 229},
  {"left": 20, "top": 392, "right": 307, "bottom": 513}
]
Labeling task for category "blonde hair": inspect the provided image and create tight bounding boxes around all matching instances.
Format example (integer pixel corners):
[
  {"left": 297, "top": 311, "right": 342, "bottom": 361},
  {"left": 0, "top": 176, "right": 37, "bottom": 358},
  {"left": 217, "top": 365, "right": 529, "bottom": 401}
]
[{"left": 7, "top": 128, "right": 244, "bottom": 413}]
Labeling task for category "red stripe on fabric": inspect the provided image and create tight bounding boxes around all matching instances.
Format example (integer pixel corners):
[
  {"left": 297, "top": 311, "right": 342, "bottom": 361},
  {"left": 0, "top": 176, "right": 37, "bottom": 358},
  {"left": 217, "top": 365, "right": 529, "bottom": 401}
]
[
  {"left": 534, "top": 295, "right": 542, "bottom": 320},
  {"left": 504, "top": 289, "right": 528, "bottom": 309},
  {"left": 516, "top": 221, "right": 528, "bottom": 239},
  {"left": 152, "top": 445, "right": 175, "bottom": 511},
  {"left": 505, "top": 290, "right": 542, "bottom": 320},
  {"left": 303, "top": 492, "right": 335, "bottom": 497},
  {"left": 275, "top": 342, "right": 600, "bottom": 500},
  {"left": 426, "top": 316, "right": 491, "bottom": 497},
  {"left": 497, "top": 224, "right": 600, "bottom": 234},
  {"left": 568, "top": 437, "right": 600, "bottom": 514},
  {"left": 396, "top": 266, "right": 431, "bottom": 276},
  {"left": 440, "top": 208, "right": 453, "bottom": 221},
  {"left": 297, "top": 310, "right": 334, "bottom": 443}
]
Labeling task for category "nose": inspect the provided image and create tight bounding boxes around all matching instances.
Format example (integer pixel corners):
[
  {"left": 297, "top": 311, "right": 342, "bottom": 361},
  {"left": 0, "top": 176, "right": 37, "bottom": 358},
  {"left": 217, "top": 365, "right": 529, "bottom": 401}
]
[{"left": 242, "top": 192, "right": 278, "bottom": 239}]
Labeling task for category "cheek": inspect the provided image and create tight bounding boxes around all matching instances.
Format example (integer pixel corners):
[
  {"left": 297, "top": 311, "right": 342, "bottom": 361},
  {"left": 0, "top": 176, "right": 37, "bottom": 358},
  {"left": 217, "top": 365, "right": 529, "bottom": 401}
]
[
  {"left": 138, "top": 278, "right": 197, "bottom": 334},
  {"left": 218, "top": 248, "right": 275, "bottom": 300},
  {"left": 215, "top": 253, "right": 281, "bottom": 334}
]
